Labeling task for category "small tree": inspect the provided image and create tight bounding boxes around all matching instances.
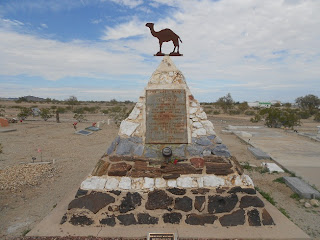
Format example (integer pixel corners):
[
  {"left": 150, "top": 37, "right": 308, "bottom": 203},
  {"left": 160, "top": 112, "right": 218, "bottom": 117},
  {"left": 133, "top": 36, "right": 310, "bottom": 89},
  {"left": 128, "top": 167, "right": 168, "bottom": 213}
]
[
  {"left": 73, "top": 113, "right": 86, "bottom": 122},
  {"left": 216, "top": 93, "right": 234, "bottom": 112},
  {"left": 295, "top": 94, "right": 320, "bottom": 114},
  {"left": 40, "top": 108, "right": 53, "bottom": 121},
  {"left": 238, "top": 102, "right": 249, "bottom": 112},
  {"left": 66, "top": 96, "right": 79, "bottom": 110},
  {"left": 259, "top": 108, "right": 300, "bottom": 129},
  {"left": 18, "top": 107, "right": 31, "bottom": 120}
]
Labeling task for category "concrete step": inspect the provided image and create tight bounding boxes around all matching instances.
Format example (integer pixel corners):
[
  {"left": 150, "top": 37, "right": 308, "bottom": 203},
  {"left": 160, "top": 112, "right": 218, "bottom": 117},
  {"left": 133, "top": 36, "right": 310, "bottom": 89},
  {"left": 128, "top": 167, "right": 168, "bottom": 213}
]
[{"left": 283, "top": 176, "right": 320, "bottom": 199}]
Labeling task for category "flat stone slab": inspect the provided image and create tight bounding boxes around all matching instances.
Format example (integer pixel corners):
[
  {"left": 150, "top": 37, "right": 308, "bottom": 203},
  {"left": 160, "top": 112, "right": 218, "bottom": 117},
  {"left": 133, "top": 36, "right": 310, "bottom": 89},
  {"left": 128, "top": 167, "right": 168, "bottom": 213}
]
[
  {"left": 262, "top": 163, "right": 284, "bottom": 173},
  {"left": 248, "top": 147, "right": 270, "bottom": 160},
  {"left": 0, "top": 128, "right": 17, "bottom": 133},
  {"left": 283, "top": 177, "right": 320, "bottom": 199}
]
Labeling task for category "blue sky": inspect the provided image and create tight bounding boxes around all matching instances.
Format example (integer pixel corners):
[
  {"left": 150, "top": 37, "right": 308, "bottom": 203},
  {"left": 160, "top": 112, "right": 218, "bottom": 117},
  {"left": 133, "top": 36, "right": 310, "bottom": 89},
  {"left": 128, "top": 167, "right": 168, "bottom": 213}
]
[{"left": 0, "top": 0, "right": 319, "bottom": 102}]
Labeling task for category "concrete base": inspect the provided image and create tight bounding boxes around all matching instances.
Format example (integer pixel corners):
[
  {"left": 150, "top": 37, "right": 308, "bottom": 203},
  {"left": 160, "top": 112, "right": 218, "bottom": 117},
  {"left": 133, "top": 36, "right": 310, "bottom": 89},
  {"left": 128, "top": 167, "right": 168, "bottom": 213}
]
[
  {"left": 28, "top": 185, "right": 310, "bottom": 239},
  {"left": 283, "top": 177, "right": 320, "bottom": 199},
  {"left": 248, "top": 146, "right": 270, "bottom": 160}
]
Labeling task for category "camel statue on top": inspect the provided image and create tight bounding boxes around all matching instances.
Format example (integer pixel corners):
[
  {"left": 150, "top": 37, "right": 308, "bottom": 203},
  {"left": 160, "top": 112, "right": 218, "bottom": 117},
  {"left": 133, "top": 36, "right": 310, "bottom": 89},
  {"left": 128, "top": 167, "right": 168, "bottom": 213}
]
[{"left": 146, "top": 23, "right": 182, "bottom": 56}]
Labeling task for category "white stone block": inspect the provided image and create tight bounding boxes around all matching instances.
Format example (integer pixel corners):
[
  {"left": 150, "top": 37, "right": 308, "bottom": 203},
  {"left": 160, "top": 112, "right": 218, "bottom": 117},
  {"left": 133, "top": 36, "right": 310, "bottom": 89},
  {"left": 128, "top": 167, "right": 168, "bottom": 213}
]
[
  {"left": 105, "top": 177, "right": 119, "bottom": 190},
  {"left": 196, "top": 111, "right": 207, "bottom": 120},
  {"left": 240, "top": 131, "right": 252, "bottom": 138},
  {"left": 201, "top": 120, "right": 214, "bottom": 129},
  {"left": 167, "top": 179, "right": 177, "bottom": 188},
  {"left": 136, "top": 102, "right": 143, "bottom": 108},
  {"left": 195, "top": 128, "right": 207, "bottom": 136},
  {"left": 155, "top": 178, "right": 167, "bottom": 188},
  {"left": 189, "top": 114, "right": 196, "bottom": 118},
  {"left": 262, "top": 163, "right": 284, "bottom": 173},
  {"left": 242, "top": 175, "right": 254, "bottom": 186},
  {"left": 192, "top": 122, "right": 203, "bottom": 129},
  {"left": 203, "top": 175, "right": 225, "bottom": 187},
  {"left": 191, "top": 102, "right": 198, "bottom": 107},
  {"left": 197, "top": 177, "right": 204, "bottom": 188},
  {"left": 192, "top": 178, "right": 198, "bottom": 188},
  {"left": 128, "top": 108, "right": 140, "bottom": 120},
  {"left": 192, "top": 117, "right": 199, "bottom": 122},
  {"left": 189, "top": 107, "right": 197, "bottom": 114},
  {"left": 177, "top": 177, "right": 193, "bottom": 188},
  {"left": 119, "top": 121, "right": 139, "bottom": 137},
  {"left": 143, "top": 177, "right": 155, "bottom": 189},
  {"left": 192, "top": 132, "right": 198, "bottom": 138},
  {"left": 119, "top": 177, "right": 131, "bottom": 190},
  {"left": 132, "top": 177, "right": 144, "bottom": 190},
  {"left": 81, "top": 176, "right": 107, "bottom": 190},
  {"left": 202, "top": 149, "right": 211, "bottom": 156}
]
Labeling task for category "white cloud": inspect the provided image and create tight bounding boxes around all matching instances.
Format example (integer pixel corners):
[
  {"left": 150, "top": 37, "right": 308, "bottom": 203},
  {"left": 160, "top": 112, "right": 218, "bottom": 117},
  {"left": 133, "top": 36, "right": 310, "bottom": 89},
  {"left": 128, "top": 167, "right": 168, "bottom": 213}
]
[
  {"left": 103, "top": 0, "right": 143, "bottom": 8},
  {"left": 40, "top": 23, "right": 48, "bottom": 28}
]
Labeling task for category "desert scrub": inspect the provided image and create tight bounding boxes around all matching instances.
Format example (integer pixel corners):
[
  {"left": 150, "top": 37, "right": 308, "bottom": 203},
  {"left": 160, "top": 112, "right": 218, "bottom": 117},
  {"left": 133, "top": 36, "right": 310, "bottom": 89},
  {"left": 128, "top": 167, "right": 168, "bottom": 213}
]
[
  {"left": 290, "top": 193, "right": 301, "bottom": 200},
  {"left": 0, "top": 143, "right": 3, "bottom": 154},
  {"left": 279, "top": 207, "right": 290, "bottom": 219},
  {"left": 273, "top": 177, "right": 285, "bottom": 184},
  {"left": 242, "top": 162, "right": 253, "bottom": 171}
]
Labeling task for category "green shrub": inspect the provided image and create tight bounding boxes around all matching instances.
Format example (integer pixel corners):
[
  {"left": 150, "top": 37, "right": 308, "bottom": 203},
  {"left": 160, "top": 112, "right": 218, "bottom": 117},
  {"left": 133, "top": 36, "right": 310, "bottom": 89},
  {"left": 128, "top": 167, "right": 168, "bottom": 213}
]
[
  {"left": 298, "top": 111, "right": 311, "bottom": 119},
  {"left": 40, "top": 108, "right": 53, "bottom": 121},
  {"left": 0, "top": 108, "right": 5, "bottom": 117},
  {"left": 56, "top": 107, "right": 66, "bottom": 113},
  {"left": 73, "top": 113, "right": 86, "bottom": 122},
  {"left": 255, "top": 187, "right": 276, "bottom": 206},
  {"left": 250, "top": 114, "right": 261, "bottom": 123},
  {"left": 228, "top": 109, "right": 241, "bottom": 115},
  {"left": 259, "top": 108, "right": 300, "bottom": 129},
  {"left": 245, "top": 110, "right": 255, "bottom": 116},
  {"left": 273, "top": 177, "right": 285, "bottom": 184},
  {"left": 290, "top": 193, "right": 300, "bottom": 200},
  {"left": 18, "top": 107, "right": 31, "bottom": 120},
  {"left": 101, "top": 109, "right": 109, "bottom": 114},
  {"left": 213, "top": 110, "right": 220, "bottom": 115},
  {"left": 279, "top": 207, "right": 290, "bottom": 219},
  {"left": 314, "top": 112, "right": 320, "bottom": 122},
  {"left": 73, "top": 108, "right": 85, "bottom": 114}
]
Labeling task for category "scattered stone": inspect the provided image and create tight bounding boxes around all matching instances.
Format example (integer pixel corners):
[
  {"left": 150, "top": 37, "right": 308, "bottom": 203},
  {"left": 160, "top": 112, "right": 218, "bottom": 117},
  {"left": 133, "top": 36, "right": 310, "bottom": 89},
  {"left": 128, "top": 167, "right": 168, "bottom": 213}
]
[
  {"left": 214, "top": 136, "right": 222, "bottom": 144},
  {"left": 261, "top": 209, "right": 275, "bottom": 225},
  {"left": 167, "top": 188, "right": 186, "bottom": 195},
  {"left": 194, "top": 128, "right": 207, "bottom": 136},
  {"left": 69, "top": 214, "right": 94, "bottom": 226},
  {"left": 240, "top": 196, "right": 265, "bottom": 208},
  {"left": 68, "top": 191, "right": 115, "bottom": 214},
  {"left": 195, "top": 196, "right": 205, "bottom": 212},
  {"left": 191, "top": 188, "right": 210, "bottom": 195},
  {"left": 117, "top": 213, "right": 137, "bottom": 226},
  {"left": 262, "top": 162, "right": 284, "bottom": 173},
  {"left": 227, "top": 186, "right": 256, "bottom": 195},
  {"left": 163, "top": 212, "right": 182, "bottom": 224},
  {"left": 208, "top": 194, "right": 238, "bottom": 213},
  {"left": 185, "top": 214, "right": 217, "bottom": 225},
  {"left": 202, "top": 149, "right": 212, "bottom": 156},
  {"left": 283, "top": 177, "right": 320, "bottom": 199},
  {"left": 60, "top": 214, "right": 67, "bottom": 225},
  {"left": 207, "top": 135, "right": 216, "bottom": 140},
  {"left": 108, "top": 162, "right": 132, "bottom": 177},
  {"left": 248, "top": 147, "right": 270, "bottom": 160},
  {"left": 145, "top": 190, "right": 173, "bottom": 210},
  {"left": 133, "top": 161, "right": 148, "bottom": 170},
  {"left": 109, "top": 190, "right": 121, "bottom": 196},
  {"left": 100, "top": 215, "right": 116, "bottom": 226},
  {"left": 119, "top": 177, "right": 131, "bottom": 190},
  {"left": 119, "top": 192, "right": 142, "bottom": 213},
  {"left": 92, "top": 160, "right": 110, "bottom": 176},
  {"left": 105, "top": 178, "right": 119, "bottom": 190},
  {"left": 310, "top": 199, "right": 320, "bottom": 207},
  {"left": 131, "top": 168, "right": 162, "bottom": 178},
  {"left": 219, "top": 209, "right": 245, "bottom": 226},
  {"left": 163, "top": 174, "right": 180, "bottom": 180},
  {"left": 174, "top": 196, "right": 193, "bottom": 212},
  {"left": 137, "top": 213, "right": 159, "bottom": 224},
  {"left": 248, "top": 209, "right": 261, "bottom": 226},
  {"left": 304, "top": 202, "right": 312, "bottom": 208},
  {"left": 75, "top": 189, "right": 88, "bottom": 198},
  {"left": 193, "top": 122, "right": 203, "bottom": 129},
  {"left": 206, "top": 162, "right": 234, "bottom": 175},
  {"left": 196, "top": 111, "right": 207, "bottom": 120},
  {"left": 299, "top": 199, "right": 306, "bottom": 203},
  {"left": 195, "top": 137, "right": 212, "bottom": 146}
]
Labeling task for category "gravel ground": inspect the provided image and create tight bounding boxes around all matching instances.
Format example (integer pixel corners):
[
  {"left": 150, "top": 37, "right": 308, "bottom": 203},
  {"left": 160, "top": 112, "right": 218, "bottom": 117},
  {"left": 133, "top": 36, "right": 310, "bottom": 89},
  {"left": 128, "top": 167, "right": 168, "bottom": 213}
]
[{"left": 1, "top": 110, "right": 319, "bottom": 239}]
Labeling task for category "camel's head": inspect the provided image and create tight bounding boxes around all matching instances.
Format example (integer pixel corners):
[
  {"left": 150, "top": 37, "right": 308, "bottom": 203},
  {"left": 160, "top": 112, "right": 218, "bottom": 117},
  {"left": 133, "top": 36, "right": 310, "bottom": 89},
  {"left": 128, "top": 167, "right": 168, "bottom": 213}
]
[{"left": 145, "top": 23, "right": 154, "bottom": 28}]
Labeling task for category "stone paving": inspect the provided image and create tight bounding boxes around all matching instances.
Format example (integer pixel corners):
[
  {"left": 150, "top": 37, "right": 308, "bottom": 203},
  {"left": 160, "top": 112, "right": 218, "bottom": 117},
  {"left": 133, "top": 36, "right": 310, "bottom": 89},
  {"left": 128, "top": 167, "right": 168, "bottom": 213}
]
[{"left": 231, "top": 126, "right": 320, "bottom": 190}]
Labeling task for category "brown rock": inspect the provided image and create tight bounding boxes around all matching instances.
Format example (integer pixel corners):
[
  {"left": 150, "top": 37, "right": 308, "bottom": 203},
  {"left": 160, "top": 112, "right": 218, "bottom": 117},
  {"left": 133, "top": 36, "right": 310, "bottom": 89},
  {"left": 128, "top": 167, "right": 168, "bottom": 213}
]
[
  {"left": 194, "top": 196, "right": 205, "bottom": 212},
  {"left": 231, "top": 156, "right": 244, "bottom": 175},
  {"left": 185, "top": 213, "right": 217, "bottom": 225},
  {"left": 205, "top": 162, "right": 234, "bottom": 175},
  {"left": 219, "top": 209, "right": 245, "bottom": 226},
  {"left": 91, "top": 159, "right": 110, "bottom": 176},
  {"left": 174, "top": 196, "right": 193, "bottom": 212},
  {"left": 134, "top": 160, "right": 148, "bottom": 170},
  {"left": 163, "top": 174, "right": 180, "bottom": 179},
  {"left": 190, "top": 158, "right": 205, "bottom": 168},
  {"left": 108, "top": 162, "right": 132, "bottom": 176},
  {"left": 160, "top": 163, "right": 202, "bottom": 175},
  {"left": 247, "top": 209, "right": 261, "bottom": 226},
  {"left": 262, "top": 208, "right": 275, "bottom": 225},
  {"left": 204, "top": 156, "right": 228, "bottom": 163},
  {"left": 130, "top": 168, "right": 162, "bottom": 178},
  {"left": 208, "top": 194, "right": 238, "bottom": 213},
  {"left": 68, "top": 191, "right": 115, "bottom": 214},
  {"left": 240, "top": 196, "right": 265, "bottom": 208},
  {"left": 109, "top": 155, "right": 147, "bottom": 162},
  {"left": 191, "top": 188, "right": 210, "bottom": 195},
  {"left": 146, "top": 190, "right": 173, "bottom": 210}
]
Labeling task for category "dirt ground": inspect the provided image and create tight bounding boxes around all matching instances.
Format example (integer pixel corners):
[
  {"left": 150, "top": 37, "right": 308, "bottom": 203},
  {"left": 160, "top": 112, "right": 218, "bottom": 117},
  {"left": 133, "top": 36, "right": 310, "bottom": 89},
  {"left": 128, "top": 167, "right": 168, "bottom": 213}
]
[{"left": 1, "top": 102, "right": 320, "bottom": 239}]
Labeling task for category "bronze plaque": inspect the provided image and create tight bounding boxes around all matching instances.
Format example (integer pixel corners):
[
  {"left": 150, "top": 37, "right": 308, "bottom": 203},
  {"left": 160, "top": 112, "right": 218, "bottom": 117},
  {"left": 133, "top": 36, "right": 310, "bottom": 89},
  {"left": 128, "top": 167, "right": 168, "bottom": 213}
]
[
  {"left": 146, "top": 89, "right": 187, "bottom": 144},
  {"left": 148, "top": 233, "right": 175, "bottom": 240}
]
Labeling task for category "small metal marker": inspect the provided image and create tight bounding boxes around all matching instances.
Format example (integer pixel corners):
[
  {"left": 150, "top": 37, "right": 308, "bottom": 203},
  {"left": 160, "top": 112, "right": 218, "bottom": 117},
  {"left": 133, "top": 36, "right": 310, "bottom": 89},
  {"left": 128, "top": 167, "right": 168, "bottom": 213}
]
[
  {"left": 148, "top": 233, "right": 175, "bottom": 240},
  {"left": 162, "top": 147, "right": 172, "bottom": 157}
]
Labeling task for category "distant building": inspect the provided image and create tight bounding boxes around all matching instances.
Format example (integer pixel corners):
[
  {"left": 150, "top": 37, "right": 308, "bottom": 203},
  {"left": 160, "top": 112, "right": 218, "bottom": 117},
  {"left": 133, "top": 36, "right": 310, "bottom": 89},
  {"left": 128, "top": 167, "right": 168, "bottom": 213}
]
[{"left": 248, "top": 101, "right": 271, "bottom": 108}]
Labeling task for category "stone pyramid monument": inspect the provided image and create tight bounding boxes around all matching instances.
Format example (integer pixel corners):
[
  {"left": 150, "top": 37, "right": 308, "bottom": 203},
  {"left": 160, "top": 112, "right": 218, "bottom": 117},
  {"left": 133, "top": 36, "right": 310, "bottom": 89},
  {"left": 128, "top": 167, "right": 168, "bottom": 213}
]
[{"left": 61, "top": 56, "right": 275, "bottom": 228}]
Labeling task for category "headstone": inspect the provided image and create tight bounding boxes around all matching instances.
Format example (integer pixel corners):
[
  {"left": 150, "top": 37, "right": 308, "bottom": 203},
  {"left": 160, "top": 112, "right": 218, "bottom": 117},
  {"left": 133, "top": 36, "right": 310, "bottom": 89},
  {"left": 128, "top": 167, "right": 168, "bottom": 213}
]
[{"left": 283, "top": 176, "right": 320, "bottom": 199}]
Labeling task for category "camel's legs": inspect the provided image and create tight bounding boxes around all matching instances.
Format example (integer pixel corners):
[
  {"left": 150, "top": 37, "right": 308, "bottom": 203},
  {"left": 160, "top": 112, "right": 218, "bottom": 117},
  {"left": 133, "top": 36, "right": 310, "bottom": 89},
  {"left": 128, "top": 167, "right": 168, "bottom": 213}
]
[{"left": 158, "top": 41, "right": 163, "bottom": 54}]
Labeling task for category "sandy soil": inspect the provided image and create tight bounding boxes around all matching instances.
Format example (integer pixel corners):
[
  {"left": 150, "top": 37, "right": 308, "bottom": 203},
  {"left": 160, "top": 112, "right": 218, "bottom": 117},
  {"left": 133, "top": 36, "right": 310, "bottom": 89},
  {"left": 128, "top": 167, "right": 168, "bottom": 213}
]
[{"left": 1, "top": 102, "right": 320, "bottom": 239}]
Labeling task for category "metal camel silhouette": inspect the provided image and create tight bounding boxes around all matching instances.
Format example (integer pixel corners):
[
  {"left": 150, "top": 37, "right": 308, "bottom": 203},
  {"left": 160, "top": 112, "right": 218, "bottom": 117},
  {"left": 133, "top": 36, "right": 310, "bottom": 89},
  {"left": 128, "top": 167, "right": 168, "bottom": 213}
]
[{"left": 146, "top": 23, "right": 182, "bottom": 56}]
